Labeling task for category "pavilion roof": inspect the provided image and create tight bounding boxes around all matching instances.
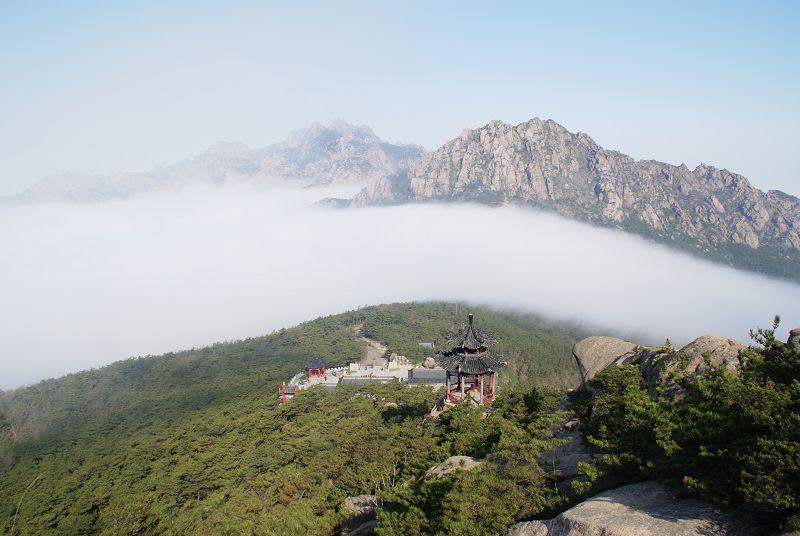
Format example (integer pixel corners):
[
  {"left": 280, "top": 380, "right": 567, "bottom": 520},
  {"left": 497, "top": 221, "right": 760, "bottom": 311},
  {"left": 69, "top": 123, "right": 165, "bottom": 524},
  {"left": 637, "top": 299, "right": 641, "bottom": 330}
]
[
  {"left": 435, "top": 349, "right": 507, "bottom": 375},
  {"left": 447, "top": 313, "right": 496, "bottom": 351}
]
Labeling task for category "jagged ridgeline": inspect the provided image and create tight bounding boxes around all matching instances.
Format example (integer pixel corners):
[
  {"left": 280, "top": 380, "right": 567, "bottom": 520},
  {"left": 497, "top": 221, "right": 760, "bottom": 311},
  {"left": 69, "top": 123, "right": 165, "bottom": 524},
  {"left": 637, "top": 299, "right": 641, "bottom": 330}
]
[
  {"left": 351, "top": 118, "right": 800, "bottom": 282},
  {"left": 0, "top": 302, "right": 585, "bottom": 534}
]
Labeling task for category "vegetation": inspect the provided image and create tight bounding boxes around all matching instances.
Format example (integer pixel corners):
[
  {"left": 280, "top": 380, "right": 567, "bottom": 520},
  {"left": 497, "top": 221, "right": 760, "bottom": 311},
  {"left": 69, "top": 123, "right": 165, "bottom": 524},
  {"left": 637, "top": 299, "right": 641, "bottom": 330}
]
[
  {"left": 621, "top": 214, "right": 800, "bottom": 282},
  {"left": 0, "top": 302, "right": 584, "bottom": 534},
  {"left": 7, "top": 301, "right": 793, "bottom": 534},
  {"left": 376, "top": 389, "right": 567, "bottom": 535},
  {"left": 356, "top": 302, "right": 583, "bottom": 388},
  {"left": 577, "top": 317, "right": 800, "bottom": 530}
]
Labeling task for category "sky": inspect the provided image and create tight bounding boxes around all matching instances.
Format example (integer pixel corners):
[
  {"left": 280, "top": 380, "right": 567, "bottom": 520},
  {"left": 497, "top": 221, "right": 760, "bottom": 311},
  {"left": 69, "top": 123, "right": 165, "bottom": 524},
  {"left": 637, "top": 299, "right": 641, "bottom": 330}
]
[
  {"left": 1, "top": 1, "right": 799, "bottom": 197},
  {"left": 2, "top": 184, "right": 799, "bottom": 390}
]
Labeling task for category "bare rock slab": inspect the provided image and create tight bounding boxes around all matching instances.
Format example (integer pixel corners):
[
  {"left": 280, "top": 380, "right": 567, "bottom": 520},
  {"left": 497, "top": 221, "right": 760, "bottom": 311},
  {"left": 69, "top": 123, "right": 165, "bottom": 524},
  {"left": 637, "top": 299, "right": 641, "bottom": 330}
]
[
  {"left": 572, "top": 336, "right": 637, "bottom": 385},
  {"left": 505, "top": 482, "right": 762, "bottom": 535},
  {"left": 425, "top": 455, "right": 482, "bottom": 479}
]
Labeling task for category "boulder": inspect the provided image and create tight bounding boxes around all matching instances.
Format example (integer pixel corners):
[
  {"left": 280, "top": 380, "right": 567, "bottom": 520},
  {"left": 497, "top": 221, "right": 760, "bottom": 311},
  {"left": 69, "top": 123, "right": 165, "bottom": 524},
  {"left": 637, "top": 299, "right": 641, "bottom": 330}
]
[
  {"left": 422, "top": 357, "right": 437, "bottom": 369},
  {"left": 572, "top": 337, "right": 638, "bottom": 385},
  {"left": 506, "top": 521, "right": 549, "bottom": 536},
  {"left": 504, "top": 481, "right": 762, "bottom": 535},
  {"left": 788, "top": 328, "right": 800, "bottom": 351},
  {"left": 425, "top": 456, "right": 482, "bottom": 479},
  {"left": 343, "top": 494, "right": 377, "bottom": 519},
  {"left": 635, "top": 336, "right": 746, "bottom": 398},
  {"left": 675, "top": 335, "right": 745, "bottom": 373},
  {"left": 574, "top": 334, "right": 747, "bottom": 396},
  {"left": 342, "top": 494, "right": 377, "bottom": 532}
]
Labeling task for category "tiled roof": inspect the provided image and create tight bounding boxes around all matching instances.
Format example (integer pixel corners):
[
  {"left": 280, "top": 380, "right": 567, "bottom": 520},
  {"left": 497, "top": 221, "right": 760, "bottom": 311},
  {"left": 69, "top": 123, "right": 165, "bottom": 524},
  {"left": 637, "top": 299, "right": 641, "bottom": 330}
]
[
  {"left": 447, "top": 313, "right": 496, "bottom": 351},
  {"left": 435, "top": 350, "right": 506, "bottom": 374},
  {"left": 340, "top": 376, "right": 398, "bottom": 385},
  {"left": 436, "top": 314, "right": 506, "bottom": 374},
  {"left": 408, "top": 368, "right": 447, "bottom": 383}
]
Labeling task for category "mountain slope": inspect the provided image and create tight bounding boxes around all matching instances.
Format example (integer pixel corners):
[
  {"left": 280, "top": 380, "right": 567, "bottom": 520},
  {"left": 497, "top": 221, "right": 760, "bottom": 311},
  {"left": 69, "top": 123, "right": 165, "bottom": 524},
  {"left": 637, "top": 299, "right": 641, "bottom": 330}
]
[
  {"left": 1, "top": 120, "right": 423, "bottom": 204},
  {"left": 351, "top": 118, "right": 800, "bottom": 281},
  {"left": 0, "top": 302, "right": 584, "bottom": 534},
  {"left": 0, "top": 302, "right": 582, "bottom": 450}
]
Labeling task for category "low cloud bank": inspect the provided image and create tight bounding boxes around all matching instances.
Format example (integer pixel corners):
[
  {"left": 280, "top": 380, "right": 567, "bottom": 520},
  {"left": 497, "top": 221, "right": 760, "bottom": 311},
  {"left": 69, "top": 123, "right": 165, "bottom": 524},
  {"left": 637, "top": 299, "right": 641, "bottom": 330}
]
[{"left": 1, "top": 185, "right": 798, "bottom": 390}]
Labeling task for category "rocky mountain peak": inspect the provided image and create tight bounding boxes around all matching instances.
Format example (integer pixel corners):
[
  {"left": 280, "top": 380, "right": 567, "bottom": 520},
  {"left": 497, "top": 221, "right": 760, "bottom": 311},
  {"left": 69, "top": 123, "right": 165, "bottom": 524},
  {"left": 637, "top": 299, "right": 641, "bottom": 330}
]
[
  {"left": 2, "top": 121, "right": 423, "bottom": 204},
  {"left": 329, "top": 118, "right": 375, "bottom": 136},
  {"left": 283, "top": 119, "right": 378, "bottom": 149},
  {"left": 351, "top": 117, "right": 800, "bottom": 281}
]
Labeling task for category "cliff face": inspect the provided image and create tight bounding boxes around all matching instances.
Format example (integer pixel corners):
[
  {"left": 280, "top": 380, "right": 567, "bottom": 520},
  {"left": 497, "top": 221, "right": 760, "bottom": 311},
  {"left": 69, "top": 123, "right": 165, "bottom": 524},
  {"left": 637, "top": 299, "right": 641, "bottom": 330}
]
[{"left": 352, "top": 118, "right": 800, "bottom": 280}]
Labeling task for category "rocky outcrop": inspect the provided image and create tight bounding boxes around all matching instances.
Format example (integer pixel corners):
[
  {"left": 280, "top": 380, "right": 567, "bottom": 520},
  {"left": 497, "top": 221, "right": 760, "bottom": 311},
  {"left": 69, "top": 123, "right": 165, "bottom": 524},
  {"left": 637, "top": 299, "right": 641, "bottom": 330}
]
[
  {"left": 425, "top": 456, "right": 483, "bottom": 479},
  {"left": 573, "top": 334, "right": 747, "bottom": 394},
  {"left": 638, "top": 336, "right": 745, "bottom": 390},
  {"left": 343, "top": 494, "right": 377, "bottom": 518},
  {"left": 540, "top": 418, "right": 596, "bottom": 496},
  {"left": 422, "top": 357, "right": 437, "bottom": 369},
  {"left": 255, "top": 120, "right": 422, "bottom": 185},
  {"left": 788, "top": 328, "right": 800, "bottom": 351},
  {"left": 341, "top": 495, "right": 377, "bottom": 536},
  {"left": 572, "top": 337, "right": 638, "bottom": 386},
  {"left": 3, "top": 120, "right": 424, "bottom": 204},
  {"left": 505, "top": 481, "right": 763, "bottom": 535},
  {"left": 351, "top": 117, "right": 800, "bottom": 281}
]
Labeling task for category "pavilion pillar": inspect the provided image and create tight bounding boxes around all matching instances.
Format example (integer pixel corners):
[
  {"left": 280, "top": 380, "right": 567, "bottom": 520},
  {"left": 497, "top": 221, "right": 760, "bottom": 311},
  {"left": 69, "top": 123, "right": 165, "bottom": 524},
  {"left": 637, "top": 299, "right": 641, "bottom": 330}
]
[
  {"left": 479, "top": 374, "right": 484, "bottom": 404},
  {"left": 446, "top": 372, "right": 451, "bottom": 401},
  {"left": 460, "top": 373, "right": 465, "bottom": 400}
]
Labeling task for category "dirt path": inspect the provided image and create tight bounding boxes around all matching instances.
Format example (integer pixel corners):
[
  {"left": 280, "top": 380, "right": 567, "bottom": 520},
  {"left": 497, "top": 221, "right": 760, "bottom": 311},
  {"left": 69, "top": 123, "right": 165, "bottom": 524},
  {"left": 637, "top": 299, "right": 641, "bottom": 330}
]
[
  {"left": 361, "top": 337, "right": 388, "bottom": 366},
  {"left": 349, "top": 323, "right": 389, "bottom": 366}
]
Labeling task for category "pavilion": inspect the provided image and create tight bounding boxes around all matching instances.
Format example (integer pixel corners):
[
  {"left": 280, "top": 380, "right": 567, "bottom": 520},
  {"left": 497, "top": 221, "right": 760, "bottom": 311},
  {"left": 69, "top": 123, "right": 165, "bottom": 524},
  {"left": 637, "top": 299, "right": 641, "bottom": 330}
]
[
  {"left": 435, "top": 314, "right": 507, "bottom": 404},
  {"left": 306, "top": 357, "right": 328, "bottom": 378}
]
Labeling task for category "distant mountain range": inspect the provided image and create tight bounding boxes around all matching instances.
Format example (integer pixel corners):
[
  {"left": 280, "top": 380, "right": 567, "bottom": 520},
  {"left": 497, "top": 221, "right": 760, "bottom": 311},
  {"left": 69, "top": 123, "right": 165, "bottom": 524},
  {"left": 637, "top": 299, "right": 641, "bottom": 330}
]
[
  {"left": 349, "top": 118, "right": 800, "bottom": 281},
  {"left": 3, "top": 117, "right": 799, "bottom": 281},
  {"left": 0, "top": 119, "right": 423, "bottom": 204}
]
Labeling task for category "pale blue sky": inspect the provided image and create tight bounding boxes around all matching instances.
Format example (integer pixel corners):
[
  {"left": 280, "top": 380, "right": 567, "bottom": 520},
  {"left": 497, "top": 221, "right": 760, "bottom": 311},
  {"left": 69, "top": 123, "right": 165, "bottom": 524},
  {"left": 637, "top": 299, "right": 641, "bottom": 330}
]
[{"left": 1, "top": 0, "right": 798, "bottom": 196}]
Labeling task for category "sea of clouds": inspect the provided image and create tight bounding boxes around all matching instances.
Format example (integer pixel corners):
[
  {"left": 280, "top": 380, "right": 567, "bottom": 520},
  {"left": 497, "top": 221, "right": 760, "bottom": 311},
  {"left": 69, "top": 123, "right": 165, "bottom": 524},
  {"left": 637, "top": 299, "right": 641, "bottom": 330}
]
[{"left": 1, "top": 184, "right": 798, "bottom": 390}]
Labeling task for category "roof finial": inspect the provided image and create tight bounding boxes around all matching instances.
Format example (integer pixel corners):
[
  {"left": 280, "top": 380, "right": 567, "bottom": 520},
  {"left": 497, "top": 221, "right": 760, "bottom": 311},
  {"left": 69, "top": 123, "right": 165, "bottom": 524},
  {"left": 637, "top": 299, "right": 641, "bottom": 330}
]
[{"left": 468, "top": 313, "right": 474, "bottom": 325}]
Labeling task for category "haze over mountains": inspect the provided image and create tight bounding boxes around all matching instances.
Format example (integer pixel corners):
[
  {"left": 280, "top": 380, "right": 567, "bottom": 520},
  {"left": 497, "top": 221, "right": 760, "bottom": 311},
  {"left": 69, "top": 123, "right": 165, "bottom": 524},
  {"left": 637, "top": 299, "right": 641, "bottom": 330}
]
[
  {"left": 3, "top": 182, "right": 800, "bottom": 390},
  {"left": 1, "top": 119, "right": 422, "bottom": 204},
  {"left": 4, "top": 117, "right": 799, "bottom": 281}
]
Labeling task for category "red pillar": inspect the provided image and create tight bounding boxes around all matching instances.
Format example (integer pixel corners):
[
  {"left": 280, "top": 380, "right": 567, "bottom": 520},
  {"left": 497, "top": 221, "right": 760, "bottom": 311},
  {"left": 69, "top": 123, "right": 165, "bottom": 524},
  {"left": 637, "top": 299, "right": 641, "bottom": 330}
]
[
  {"left": 460, "top": 373, "right": 465, "bottom": 400},
  {"left": 479, "top": 374, "right": 484, "bottom": 404}
]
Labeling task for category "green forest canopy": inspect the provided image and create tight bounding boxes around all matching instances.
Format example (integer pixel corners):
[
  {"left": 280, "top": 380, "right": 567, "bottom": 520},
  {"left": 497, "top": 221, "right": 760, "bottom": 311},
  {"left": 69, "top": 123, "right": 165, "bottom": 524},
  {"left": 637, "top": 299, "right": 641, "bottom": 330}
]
[{"left": 0, "top": 302, "right": 586, "bottom": 534}]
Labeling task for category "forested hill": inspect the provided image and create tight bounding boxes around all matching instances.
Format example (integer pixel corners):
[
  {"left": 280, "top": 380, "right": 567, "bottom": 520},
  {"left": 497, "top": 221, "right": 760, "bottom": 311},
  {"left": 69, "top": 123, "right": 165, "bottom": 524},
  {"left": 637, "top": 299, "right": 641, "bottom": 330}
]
[
  {"left": 0, "top": 303, "right": 583, "bottom": 447},
  {"left": 0, "top": 302, "right": 585, "bottom": 534}
]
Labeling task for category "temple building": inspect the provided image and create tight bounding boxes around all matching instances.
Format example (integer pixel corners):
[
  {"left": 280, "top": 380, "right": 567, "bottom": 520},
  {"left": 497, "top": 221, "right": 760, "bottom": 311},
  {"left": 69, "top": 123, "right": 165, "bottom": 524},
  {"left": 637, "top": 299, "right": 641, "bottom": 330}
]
[
  {"left": 306, "top": 357, "right": 328, "bottom": 378},
  {"left": 407, "top": 367, "right": 446, "bottom": 386},
  {"left": 435, "top": 313, "right": 507, "bottom": 404}
]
